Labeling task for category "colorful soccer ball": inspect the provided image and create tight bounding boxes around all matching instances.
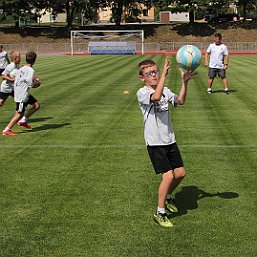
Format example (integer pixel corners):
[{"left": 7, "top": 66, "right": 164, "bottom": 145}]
[{"left": 176, "top": 45, "right": 202, "bottom": 71}]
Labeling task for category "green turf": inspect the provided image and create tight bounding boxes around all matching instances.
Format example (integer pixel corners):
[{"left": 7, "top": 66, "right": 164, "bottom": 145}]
[{"left": 0, "top": 54, "right": 257, "bottom": 257}]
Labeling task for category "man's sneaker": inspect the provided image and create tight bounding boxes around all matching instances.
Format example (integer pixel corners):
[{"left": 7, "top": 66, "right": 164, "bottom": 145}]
[
  {"left": 153, "top": 212, "right": 173, "bottom": 228},
  {"left": 224, "top": 89, "right": 229, "bottom": 94},
  {"left": 17, "top": 121, "right": 31, "bottom": 129},
  {"left": 2, "top": 130, "right": 17, "bottom": 136},
  {"left": 207, "top": 88, "right": 212, "bottom": 94},
  {"left": 166, "top": 198, "right": 178, "bottom": 213}
]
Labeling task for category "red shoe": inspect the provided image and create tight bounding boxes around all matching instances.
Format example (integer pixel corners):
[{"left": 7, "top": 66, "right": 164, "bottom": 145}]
[
  {"left": 18, "top": 121, "right": 32, "bottom": 129},
  {"left": 2, "top": 130, "right": 17, "bottom": 136}
]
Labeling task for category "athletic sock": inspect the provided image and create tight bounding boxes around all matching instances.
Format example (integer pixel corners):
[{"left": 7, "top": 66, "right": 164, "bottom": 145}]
[
  {"left": 157, "top": 207, "right": 166, "bottom": 214},
  {"left": 3, "top": 127, "right": 10, "bottom": 132},
  {"left": 19, "top": 116, "right": 27, "bottom": 123}
]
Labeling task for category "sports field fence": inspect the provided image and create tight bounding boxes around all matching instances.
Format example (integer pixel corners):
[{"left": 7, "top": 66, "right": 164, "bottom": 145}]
[{"left": 2, "top": 41, "right": 257, "bottom": 55}]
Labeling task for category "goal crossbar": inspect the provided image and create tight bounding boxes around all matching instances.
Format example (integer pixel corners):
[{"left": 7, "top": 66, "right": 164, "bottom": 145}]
[{"left": 70, "top": 30, "right": 144, "bottom": 55}]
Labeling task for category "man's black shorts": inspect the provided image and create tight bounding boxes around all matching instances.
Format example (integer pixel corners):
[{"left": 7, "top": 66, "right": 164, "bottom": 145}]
[
  {"left": 147, "top": 143, "right": 184, "bottom": 174},
  {"left": 208, "top": 68, "right": 226, "bottom": 79}
]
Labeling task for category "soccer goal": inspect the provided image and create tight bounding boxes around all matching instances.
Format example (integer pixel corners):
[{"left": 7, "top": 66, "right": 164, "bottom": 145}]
[{"left": 70, "top": 30, "right": 144, "bottom": 55}]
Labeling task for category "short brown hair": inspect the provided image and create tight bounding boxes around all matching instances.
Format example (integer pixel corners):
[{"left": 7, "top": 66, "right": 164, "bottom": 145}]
[
  {"left": 214, "top": 33, "right": 222, "bottom": 40},
  {"left": 26, "top": 51, "right": 37, "bottom": 64},
  {"left": 138, "top": 60, "right": 157, "bottom": 75}
]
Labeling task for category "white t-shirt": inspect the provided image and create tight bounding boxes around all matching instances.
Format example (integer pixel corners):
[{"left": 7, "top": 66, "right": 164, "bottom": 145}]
[
  {"left": 14, "top": 65, "right": 35, "bottom": 102},
  {"left": 207, "top": 43, "right": 228, "bottom": 69},
  {"left": 137, "top": 86, "right": 177, "bottom": 146},
  {"left": 0, "top": 62, "right": 19, "bottom": 93},
  {"left": 0, "top": 50, "right": 9, "bottom": 70}
]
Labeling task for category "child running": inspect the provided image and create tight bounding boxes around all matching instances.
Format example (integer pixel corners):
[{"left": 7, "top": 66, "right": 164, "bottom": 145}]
[
  {"left": 2, "top": 51, "right": 41, "bottom": 136},
  {"left": 0, "top": 50, "right": 21, "bottom": 108}
]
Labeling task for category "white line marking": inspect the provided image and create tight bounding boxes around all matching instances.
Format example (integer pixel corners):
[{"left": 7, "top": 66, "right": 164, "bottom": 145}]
[{"left": 1, "top": 144, "right": 257, "bottom": 149}]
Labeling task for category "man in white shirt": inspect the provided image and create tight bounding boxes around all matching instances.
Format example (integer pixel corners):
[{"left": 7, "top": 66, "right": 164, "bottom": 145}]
[{"left": 205, "top": 33, "right": 229, "bottom": 94}]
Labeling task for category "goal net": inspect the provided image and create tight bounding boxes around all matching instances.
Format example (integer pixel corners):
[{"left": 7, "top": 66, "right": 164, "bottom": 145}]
[{"left": 70, "top": 30, "right": 144, "bottom": 55}]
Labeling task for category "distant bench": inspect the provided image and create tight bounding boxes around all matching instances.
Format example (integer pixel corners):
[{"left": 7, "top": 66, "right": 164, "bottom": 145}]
[{"left": 88, "top": 41, "right": 136, "bottom": 55}]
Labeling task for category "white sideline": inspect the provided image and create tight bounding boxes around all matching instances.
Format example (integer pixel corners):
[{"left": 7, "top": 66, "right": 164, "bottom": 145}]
[{"left": 1, "top": 144, "right": 257, "bottom": 149}]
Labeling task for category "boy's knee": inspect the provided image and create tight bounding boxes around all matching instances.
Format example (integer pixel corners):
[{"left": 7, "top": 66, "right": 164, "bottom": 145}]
[
  {"left": 174, "top": 168, "right": 186, "bottom": 179},
  {"left": 34, "top": 102, "right": 40, "bottom": 110},
  {"left": 0, "top": 100, "right": 5, "bottom": 107},
  {"left": 162, "top": 170, "right": 174, "bottom": 183}
]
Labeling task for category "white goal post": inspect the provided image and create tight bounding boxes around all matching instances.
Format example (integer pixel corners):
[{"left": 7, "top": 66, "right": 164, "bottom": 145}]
[{"left": 70, "top": 30, "right": 144, "bottom": 55}]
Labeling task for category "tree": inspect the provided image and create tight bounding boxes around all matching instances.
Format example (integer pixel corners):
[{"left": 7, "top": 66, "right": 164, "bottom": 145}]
[
  {"left": 235, "top": 0, "right": 257, "bottom": 20},
  {"left": 32, "top": 0, "right": 99, "bottom": 27}
]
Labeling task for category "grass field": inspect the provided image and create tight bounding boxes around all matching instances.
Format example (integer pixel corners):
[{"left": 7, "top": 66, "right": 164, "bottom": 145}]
[{"left": 1, "top": 54, "right": 257, "bottom": 257}]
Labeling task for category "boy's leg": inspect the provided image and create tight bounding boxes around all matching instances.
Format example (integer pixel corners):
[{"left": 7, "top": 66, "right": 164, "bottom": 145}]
[
  {"left": 158, "top": 170, "right": 174, "bottom": 208},
  {"left": 154, "top": 170, "right": 174, "bottom": 228},
  {"left": 0, "top": 98, "right": 6, "bottom": 107},
  {"left": 24, "top": 101, "right": 40, "bottom": 119},
  {"left": 2, "top": 111, "right": 24, "bottom": 135},
  {"left": 18, "top": 101, "right": 40, "bottom": 128},
  {"left": 222, "top": 78, "right": 229, "bottom": 93},
  {"left": 207, "top": 68, "right": 216, "bottom": 93},
  {"left": 168, "top": 167, "right": 186, "bottom": 194},
  {"left": 165, "top": 167, "right": 186, "bottom": 213},
  {"left": 207, "top": 78, "right": 214, "bottom": 93}
]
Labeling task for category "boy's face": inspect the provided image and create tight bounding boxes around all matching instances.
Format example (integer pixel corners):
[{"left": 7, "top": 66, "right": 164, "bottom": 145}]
[
  {"left": 140, "top": 65, "right": 160, "bottom": 87},
  {"left": 214, "top": 36, "right": 222, "bottom": 45},
  {"left": 13, "top": 54, "right": 21, "bottom": 64}
]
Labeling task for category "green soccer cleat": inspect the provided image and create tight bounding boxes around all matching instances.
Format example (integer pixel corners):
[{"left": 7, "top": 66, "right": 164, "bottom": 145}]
[
  {"left": 153, "top": 212, "right": 173, "bottom": 228},
  {"left": 166, "top": 198, "right": 178, "bottom": 213}
]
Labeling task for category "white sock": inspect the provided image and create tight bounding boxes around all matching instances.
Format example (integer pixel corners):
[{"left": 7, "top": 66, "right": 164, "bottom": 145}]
[
  {"left": 157, "top": 207, "right": 166, "bottom": 214},
  {"left": 19, "top": 116, "right": 27, "bottom": 123},
  {"left": 3, "top": 127, "right": 10, "bottom": 132}
]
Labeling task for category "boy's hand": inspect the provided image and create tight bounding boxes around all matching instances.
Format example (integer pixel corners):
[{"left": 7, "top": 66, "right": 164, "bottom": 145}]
[
  {"left": 180, "top": 68, "right": 196, "bottom": 82},
  {"left": 162, "top": 56, "right": 170, "bottom": 76}
]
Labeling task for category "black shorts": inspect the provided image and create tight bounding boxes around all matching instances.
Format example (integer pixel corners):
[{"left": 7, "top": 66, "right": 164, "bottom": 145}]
[
  {"left": 0, "top": 91, "right": 14, "bottom": 100},
  {"left": 208, "top": 68, "right": 226, "bottom": 79},
  {"left": 16, "top": 95, "right": 38, "bottom": 113},
  {"left": 0, "top": 69, "right": 5, "bottom": 75},
  {"left": 147, "top": 143, "right": 184, "bottom": 174}
]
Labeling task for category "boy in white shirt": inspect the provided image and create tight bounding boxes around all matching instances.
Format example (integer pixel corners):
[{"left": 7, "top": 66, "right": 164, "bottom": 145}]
[
  {"left": 0, "top": 50, "right": 20, "bottom": 107},
  {"left": 137, "top": 57, "right": 193, "bottom": 227},
  {"left": 0, "top": 44, "right": 10, "bottom": 75},
  {"left": 2, "top": 51, "right": 41, "bottom": 136}
]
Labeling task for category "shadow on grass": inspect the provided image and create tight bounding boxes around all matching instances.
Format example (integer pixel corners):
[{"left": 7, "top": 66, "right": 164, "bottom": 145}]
[
  {"left": 170, "top": 185, "right": 239, "bottom": 218},
  {"left": 0, "top": 116, "right": 53, "bottom": 126},
  {"left": 26, "top": 116, "right": 53, "bottom": 123},
  {"left": 19, "top": 122, "right": 70, "bottom": 133},
  {"left": 212, "top": 89, "right": 237, "bottom": 94}
]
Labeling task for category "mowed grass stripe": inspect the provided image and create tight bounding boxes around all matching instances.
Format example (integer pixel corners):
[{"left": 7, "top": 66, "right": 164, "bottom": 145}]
[{"left": 1, "top": 55, "right": 257, "bottom": 257}]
